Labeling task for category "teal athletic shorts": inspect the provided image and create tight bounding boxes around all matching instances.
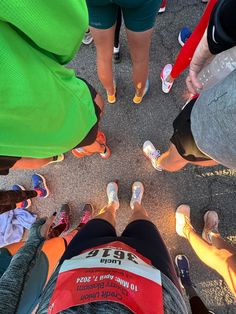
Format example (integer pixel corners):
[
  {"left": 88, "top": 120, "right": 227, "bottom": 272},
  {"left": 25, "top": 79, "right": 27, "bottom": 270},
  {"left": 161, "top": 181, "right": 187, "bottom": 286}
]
[{"left": 86, "top": 0, "right": 162, "bottom": 32}]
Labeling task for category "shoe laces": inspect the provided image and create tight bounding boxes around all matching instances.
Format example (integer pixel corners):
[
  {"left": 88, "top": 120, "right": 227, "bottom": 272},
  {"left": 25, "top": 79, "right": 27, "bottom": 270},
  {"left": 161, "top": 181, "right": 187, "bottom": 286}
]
[
  {"left": 150, "top": 149, "right": 161, "bottom": 160},
  {"left": 80, "top": 210, "right": 91, "bottom": 224},
  {"left": 133, "top": 187, "right": 141, "bottom": 200}
]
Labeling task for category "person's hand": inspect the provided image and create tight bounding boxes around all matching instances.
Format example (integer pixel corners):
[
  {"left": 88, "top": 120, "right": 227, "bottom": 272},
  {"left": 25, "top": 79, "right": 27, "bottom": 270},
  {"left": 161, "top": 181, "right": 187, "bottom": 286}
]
[
  {"left": 186, "top": 30, "right": 213, "bottom": 94},
  {"left": 39, "top": 214, "right": 57, "bottom": 238}
]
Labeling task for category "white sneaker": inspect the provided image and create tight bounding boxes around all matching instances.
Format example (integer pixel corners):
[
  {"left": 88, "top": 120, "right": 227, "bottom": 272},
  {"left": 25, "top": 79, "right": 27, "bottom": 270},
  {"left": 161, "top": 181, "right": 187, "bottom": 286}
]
[
  {"left": 160, "top": 64, "right": 174, "bottom": 93},
  {"left": 176, "top": 204, "right": 191, "bottom": 238},
  {"left": 143, "top": 141, "right": 162, "bottom": 171},
  {"left": 106, "top": 182, "right": 119, "bottom": 210},
  {"left": 82, "top": 30, "right": 93, "bottom": 45},
  {"left": 130, "top": 182, "right": 144, "bottom": 210}
]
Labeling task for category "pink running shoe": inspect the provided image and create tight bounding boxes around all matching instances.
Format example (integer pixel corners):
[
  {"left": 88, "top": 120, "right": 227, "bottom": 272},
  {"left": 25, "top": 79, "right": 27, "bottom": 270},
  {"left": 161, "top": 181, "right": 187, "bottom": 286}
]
[
  {"left": 77, "top": 203, "right": 94, "bottom": 227},
  {"left": 56, "top": 204, "right": 71, "bottom": 232}
]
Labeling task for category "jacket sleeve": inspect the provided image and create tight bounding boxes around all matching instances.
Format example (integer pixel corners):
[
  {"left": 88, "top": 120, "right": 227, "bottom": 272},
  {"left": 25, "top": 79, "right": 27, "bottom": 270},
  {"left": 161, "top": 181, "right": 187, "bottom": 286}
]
[
  {"left": 0, "top": 219, "right": 46, "bottom": 314},
  {"left": 0, "top": 0, "right": 88, "bottom": 64},
  {"left": 207, "top": 0, "right": 236, "bottom": 54}
]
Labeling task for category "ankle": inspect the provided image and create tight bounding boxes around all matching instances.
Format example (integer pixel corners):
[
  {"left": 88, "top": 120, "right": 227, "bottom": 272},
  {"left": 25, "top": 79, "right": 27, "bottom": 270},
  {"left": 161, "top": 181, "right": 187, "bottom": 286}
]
[
  {"left": 106, "top": 86, "right": 115, "bottom": 96},
  {"left": 183, "top": 223, "right": 194, "bottom": 239},
  {"left": 167, "top": 75, "right": 174, "bottom": 83}
]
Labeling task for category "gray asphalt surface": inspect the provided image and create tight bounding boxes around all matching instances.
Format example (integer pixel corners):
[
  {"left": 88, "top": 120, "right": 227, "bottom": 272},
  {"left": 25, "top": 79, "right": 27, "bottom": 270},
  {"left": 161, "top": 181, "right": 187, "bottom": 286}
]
[{"left": 1, "top": 0, "right": 236, "bottom": 313}]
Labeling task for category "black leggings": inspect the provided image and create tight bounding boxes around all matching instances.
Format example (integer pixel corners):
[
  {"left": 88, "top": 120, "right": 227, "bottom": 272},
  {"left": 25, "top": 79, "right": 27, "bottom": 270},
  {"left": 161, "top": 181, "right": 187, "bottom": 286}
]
[
  {"left": 0, "top": 190, "right": 37, "bottom": 214},
  {"left": 59, "top": 218, "right": 182, "bottom": 293}
]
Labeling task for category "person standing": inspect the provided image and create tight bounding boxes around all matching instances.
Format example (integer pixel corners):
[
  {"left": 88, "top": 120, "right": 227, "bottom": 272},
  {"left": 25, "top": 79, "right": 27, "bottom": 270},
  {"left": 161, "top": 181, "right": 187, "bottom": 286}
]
[
  {"left": 0, "top": 0, "right": 110, "bottom": 176},
  {"left": 86, "top": 0, "right": 162, "bottom": 104}
]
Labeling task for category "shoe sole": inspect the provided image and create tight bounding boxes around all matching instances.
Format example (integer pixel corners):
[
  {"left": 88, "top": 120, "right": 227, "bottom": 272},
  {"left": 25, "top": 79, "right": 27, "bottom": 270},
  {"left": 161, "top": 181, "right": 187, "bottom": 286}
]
[
  {"left": 175, "top": 254, "right": 190, "bottom": 289},
  {"left": 15, "top": 185, "right": 32, "bottom": 209},
  {"left": 178, "top": 33, "right": 185, "bottom": 47},
  {"left": 34, "top": 174, "right": 50, "bottom": 198}
]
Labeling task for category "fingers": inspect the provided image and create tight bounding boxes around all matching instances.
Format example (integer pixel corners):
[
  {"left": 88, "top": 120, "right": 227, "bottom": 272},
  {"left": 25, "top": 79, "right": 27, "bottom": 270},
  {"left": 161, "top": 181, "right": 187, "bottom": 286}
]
[
  {"left": 39, "top": 213, "right": 57, "bottom": 238},
  {"left": 186, "top": 74, "right": 202, "bottom": 95}
]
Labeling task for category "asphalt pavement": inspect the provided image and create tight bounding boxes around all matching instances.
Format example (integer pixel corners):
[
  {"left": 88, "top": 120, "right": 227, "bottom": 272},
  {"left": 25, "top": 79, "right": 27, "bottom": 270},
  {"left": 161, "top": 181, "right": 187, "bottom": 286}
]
[{"left": 1, "top": 0, "right": 236, "bottom": 313}]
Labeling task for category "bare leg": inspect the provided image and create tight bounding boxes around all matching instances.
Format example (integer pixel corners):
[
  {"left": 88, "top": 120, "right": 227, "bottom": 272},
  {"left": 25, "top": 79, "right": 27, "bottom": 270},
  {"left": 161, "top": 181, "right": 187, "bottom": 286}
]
[
  {"left": 158, "top": 144, "right": 218, "bottom": 172},
  {"left": 158, "top": 144, "right": 188, "bottom": 171},
  {"left": 129, "top": 203, "right": 152, "bottom": 224},
  {"left": 12, "top": 157, "right": 53, "bottom": 169},
  {"left": 92, "top": 182, "right": 119, "bottom": 228},
  {"left": 126, "top": 28, "right": 153, "bottom": 96},
  {"left": 186, "top": 229, "right": 236, "bottom": 296},
  {"left": 90, "top": 26, "right": 116, "bottom": 95},
  {"left": 93, "top": 204, "right": 117, "bottom": 228}
]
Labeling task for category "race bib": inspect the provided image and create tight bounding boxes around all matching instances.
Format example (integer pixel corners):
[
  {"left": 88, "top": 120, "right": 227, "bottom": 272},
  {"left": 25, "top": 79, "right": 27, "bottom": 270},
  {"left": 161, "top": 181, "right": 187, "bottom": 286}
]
[{"left": 49, "top": 241, "right": 163, "bottom": 314}]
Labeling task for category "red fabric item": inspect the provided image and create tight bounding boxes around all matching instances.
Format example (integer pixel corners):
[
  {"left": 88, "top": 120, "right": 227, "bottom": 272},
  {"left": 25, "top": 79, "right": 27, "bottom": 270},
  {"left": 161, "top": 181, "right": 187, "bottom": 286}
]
[
  {"left": 171, "top": 0, "right": 218, "bottom": 79},
  {"left": 48, "top": 242, "right": 163, "bottom": 314}
]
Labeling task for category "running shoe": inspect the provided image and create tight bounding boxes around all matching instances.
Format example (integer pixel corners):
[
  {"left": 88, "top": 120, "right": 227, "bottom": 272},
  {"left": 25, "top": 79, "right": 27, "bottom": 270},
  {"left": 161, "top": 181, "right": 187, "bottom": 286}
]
[
  {"left": 72, "top": 147, "right": 94, "bottom": 158},
  {"left": 143, "top": 141, "right": 162, "bottom": 171},
  {"left": 47, "top": 154, "right": 64, "bottom": 165},
  {"left": 130, "top": 182, "right": 144, "bottom": 210},
  {"left": 96, "top": 131, "right": 111, "bottom": 159},
  {"left": 107, "top": 182, "right": 119, "bottom": 210},
  {"left": 78, "top": 203, "right": 94, "bottom": 226},
  {"left": 202, "top": 0, "right": 208, "bottom": 3},
  {"left": 175, "top": 254, "right": 193, "bottom": 288},
  {"left": 82, "top": 29, "right": 93, "bottom": 45},
  {"left": 160, "top": 64, "right": 173, "bottom": 93},
  {"left": 113, "top": 46, "right": 121, "bottom": 64},
  {"left": 100, "top": 145, "right": 111, "bottom": 159},
  {"left": 32, "top": 173, "right": 49, "bottom": 198},
  {"left": 158, "top": 0, "right": 167, "bottom": 13},
  {"left": 202, "top": 211, "right": 219, "bottom": 244},
  {"left": 55, "top": 204, "right": 71, "bottom": 232},
  {"left": 133, "top": 80, "right": 150, "bottom": 104},
  {"left": 12, "top": 184, "right": 31, "bottom": 209},
  {"left": 72, "top": 131, "right": 111, "bottom": 159},
  {"left": 107, "top": 81, "right": 117, "bottom": 104},
  {"left": 178, "top": 27, "right": 192, "bottom": 47},
  {"left": 175, "top": 204, "right": 192, "bottom": 238}
]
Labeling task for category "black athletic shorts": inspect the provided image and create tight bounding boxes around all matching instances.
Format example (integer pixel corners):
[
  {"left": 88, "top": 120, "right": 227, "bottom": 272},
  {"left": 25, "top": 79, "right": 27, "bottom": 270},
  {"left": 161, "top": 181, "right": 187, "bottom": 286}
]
[
  {"left": 0, "top": 156, "right": 21, "bottom": 176},
  {"left": 170, "top": 98, "right": 211, "bottom": 162},
  {"left": 74, "top": 78, "right": 101, "bottom": 148},
  {"left": 59, "top": 219, "right": 181, "bottom": 292}
]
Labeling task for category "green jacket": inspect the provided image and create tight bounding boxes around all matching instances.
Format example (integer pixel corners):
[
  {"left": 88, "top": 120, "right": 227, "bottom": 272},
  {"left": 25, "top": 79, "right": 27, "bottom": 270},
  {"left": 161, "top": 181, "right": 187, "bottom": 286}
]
[{"left": 0, "top": 0, "right": 97, "bottom": 158}]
